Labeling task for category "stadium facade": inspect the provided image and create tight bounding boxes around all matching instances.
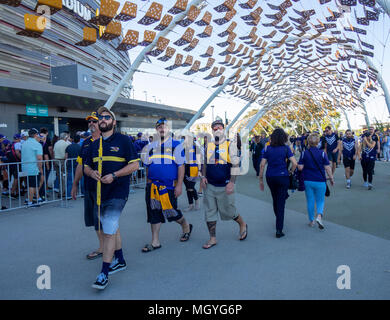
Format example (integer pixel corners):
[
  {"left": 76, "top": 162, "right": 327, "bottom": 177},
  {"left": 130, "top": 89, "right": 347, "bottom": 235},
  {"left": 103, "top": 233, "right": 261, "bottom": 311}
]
[{"left": 0, "top": 0, "right": 198, "bottom": 138}]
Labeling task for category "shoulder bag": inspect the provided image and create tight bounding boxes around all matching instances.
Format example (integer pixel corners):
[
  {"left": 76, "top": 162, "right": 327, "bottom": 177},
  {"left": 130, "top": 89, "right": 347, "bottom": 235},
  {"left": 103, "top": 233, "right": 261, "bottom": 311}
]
[{"left": 307, "top": 148, "right": 330, "bottom": 197}]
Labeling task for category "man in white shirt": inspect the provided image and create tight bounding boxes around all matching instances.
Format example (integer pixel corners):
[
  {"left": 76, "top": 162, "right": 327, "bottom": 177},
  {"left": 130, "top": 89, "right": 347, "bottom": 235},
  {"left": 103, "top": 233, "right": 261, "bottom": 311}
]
[{"left": 53, "top": 132, "right": 70, "bottom": 196}]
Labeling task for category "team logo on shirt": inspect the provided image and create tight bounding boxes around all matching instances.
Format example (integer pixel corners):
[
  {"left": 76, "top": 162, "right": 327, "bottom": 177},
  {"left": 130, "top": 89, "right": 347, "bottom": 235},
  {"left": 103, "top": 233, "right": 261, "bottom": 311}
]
[
  {"left": 325, "top": 134, "right": 336, "bottom": 146},
  {"left": 110, "top": 146, "right": 119, "bottom": 152},
  {"left": 343, "top": 140, "right": 355, "bottom": 152}
]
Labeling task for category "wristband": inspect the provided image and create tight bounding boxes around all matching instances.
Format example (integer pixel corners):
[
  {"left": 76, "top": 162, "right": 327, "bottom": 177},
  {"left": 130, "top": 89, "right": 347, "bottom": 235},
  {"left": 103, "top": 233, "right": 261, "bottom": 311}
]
[{"left": 112, "top": 172, "right": 118, "bottom": 180}]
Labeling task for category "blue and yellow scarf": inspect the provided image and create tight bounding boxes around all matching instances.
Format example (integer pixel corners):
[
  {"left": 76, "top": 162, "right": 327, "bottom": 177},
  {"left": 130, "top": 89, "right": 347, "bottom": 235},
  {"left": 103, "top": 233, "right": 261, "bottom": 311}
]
[{"left": 150, "top": 182, "right": 179, "bottom": 219}]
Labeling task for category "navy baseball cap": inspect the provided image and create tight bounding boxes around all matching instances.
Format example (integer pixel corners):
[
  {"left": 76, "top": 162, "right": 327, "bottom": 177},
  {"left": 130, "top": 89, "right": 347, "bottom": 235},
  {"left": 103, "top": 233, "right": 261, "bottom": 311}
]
[
  {"left": 155, "top": 118, "right": 168, "bottom": 128},
  {"left": 0, "top": 134, "right": 5, "bottom": 139},
  {"left": 13, "top": 133, "right": 21, "bottom": 140}
]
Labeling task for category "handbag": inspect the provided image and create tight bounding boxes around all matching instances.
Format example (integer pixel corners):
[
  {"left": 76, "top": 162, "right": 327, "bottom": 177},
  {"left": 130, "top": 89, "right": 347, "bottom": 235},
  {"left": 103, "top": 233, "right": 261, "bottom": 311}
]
[
  {"left": 286, "top": 146, "right": 297, "bottom": 190},
  {"left": 307, "top": 149, "right": 330, "bottom": 197}
]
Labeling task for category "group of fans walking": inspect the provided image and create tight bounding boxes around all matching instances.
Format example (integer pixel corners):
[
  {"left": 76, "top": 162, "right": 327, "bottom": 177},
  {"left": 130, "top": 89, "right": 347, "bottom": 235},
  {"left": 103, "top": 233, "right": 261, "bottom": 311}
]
[{"left": 1, "top": 106, "right": 388, "bottom": 291}]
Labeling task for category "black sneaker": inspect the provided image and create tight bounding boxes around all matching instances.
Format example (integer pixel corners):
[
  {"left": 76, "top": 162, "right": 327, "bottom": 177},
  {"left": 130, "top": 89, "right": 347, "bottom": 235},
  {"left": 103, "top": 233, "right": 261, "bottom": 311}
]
[
  {"left": 276, "top": 231, "right": 285, "bottom": 238},
  {"left": 92, "top": 272, "right": 108, "bottom": 290},
  {"left": 108, "top": 258, "right": 127, "bottom": 275}
]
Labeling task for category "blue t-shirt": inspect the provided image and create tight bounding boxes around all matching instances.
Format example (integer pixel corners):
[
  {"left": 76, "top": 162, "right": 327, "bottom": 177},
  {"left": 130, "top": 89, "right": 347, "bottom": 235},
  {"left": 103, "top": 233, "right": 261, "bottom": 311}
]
[
  {"left": 325, "top": 133, "right": 339, "bottom": 152},
  {"left": 134, "top": 139, "right": 148, "bottom": 154},
  {"left": 21, "top": 138, "right": 43, "bottom": 176},
  {"left": 144, "top": 137, "right": 185, "bottom": 189},
  {"left": 342, "top": 138, "right": 356, "bottom": 159},
  {"left": 262, "top": 145, "right": 293, "bottom": 177},
  {"left": 85, "top": 133, "right": 139, "bottom": 201},
  {"left": 298, "top": 147, "right": 330, "bottom": 182}
]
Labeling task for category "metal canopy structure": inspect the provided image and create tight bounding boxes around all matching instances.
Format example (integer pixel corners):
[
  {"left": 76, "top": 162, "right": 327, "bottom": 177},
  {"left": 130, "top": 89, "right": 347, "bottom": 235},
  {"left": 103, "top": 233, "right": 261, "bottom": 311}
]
[{"left": 5, "top": 0, "right": 389, "bottom": 130}]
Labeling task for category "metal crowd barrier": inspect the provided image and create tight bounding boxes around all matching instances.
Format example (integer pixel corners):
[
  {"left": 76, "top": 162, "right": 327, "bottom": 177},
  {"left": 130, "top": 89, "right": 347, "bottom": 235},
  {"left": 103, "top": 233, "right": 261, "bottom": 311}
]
[
  {"left": 0, "top": 159, "right": 63, "bottom": 212},
  {"left": 0, "top": 157, "right": 147, "bottom": 212},
  {"left": 129, "top": 153, "right": 147, "bottom": 193}
]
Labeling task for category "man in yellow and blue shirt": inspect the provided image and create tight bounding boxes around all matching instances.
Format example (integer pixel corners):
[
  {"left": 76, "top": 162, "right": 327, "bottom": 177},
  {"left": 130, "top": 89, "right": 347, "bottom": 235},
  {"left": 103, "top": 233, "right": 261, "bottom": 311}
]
[
  {"left": 141, "top": 118, "right": 193, "bottom": 253},
  {"left": 200, "top": 117, "right": 248, "bottom": 249}
]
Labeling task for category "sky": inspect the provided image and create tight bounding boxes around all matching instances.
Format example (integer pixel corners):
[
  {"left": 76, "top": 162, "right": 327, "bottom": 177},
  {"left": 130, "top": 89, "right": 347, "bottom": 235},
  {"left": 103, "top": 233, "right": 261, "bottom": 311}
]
[{"left": 119, "top": 0, "right": 390, "bottom": 130}]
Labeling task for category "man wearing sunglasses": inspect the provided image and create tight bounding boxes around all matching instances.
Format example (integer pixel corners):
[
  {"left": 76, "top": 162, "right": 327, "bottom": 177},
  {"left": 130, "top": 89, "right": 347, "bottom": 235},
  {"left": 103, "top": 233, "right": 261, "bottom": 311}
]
[
  {"left": 141, "top": 118, "right": 193, "bottom": 253},
  {"left": 71, "top": 112, "right": 106, "bottom": 261},
  {"left": 84, "top": 106, "right": 139, "bottom": 290}
]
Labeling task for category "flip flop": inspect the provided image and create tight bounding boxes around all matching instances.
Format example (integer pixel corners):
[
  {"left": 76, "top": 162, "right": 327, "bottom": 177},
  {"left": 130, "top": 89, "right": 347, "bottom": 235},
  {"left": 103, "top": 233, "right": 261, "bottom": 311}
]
[
  {"left": 86, "top": 251, "right": 103, "bottom": 260},
  {"left": 202, "top": 242, "right": 217, "bottom": 249},
  {"left": 142, "top": 244, "right": 162, "bottom": 253},
  {"left": 239, "top": 224, "right": 248, "bottom": 241},
  {"left": 180, "top": 224, "right": 193, "bottom": 242}
]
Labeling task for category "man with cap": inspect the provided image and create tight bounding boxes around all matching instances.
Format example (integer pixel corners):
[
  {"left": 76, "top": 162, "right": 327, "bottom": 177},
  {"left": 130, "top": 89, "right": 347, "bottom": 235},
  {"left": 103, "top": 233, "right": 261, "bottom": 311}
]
[
  {"left": 200, "top": 117, "right": 247, "bottom": 249},
  {"left": 71, "top": 112, "right": 105, "bottom": 260},
  {"left": 140, "top": 117, "right": 193, "bottom": 252},
  {"left": 21, "top": 128, "right": 43, "bottom": 207},
  {"left": 84, "top": 106, "right": 139, "bottom": 290}
]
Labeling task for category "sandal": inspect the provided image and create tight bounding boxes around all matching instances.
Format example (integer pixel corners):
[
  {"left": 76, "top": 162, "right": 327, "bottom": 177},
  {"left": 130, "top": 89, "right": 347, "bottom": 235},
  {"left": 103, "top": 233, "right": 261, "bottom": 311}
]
[
  {"left": 142, "top": 244, "right": 162, "bottom": 253},
  {"left": 239, "top": 224, "right": 248, "bottom": 241},
  {"left": 180, "top": 224, "right": 193, "bottom": 242},
  {"left": 86, "top": 251, "right": 103, "bottom": 260},
  {"left": 202, "top": 242, "right": 217, "bottom": 249}
]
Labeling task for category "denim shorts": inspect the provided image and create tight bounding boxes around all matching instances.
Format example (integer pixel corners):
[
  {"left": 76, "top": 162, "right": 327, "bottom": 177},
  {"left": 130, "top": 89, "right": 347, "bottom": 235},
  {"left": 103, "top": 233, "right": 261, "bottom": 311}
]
[{"left": 97, "top": 198, "right": 127, "bottom": 235}]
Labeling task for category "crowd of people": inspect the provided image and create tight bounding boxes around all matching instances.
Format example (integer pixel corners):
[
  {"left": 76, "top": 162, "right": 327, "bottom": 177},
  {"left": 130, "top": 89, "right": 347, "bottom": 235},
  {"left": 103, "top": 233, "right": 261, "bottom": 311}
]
[{"left": 0, "top": 108, "right": 389, "bottom": 290}]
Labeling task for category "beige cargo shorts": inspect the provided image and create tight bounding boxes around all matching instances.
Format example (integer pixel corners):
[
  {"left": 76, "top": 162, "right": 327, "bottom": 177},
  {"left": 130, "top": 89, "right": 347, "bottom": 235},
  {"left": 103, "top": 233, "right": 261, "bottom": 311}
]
[{"left": 203, "top": 183, "right": 238, "bottom": 222}]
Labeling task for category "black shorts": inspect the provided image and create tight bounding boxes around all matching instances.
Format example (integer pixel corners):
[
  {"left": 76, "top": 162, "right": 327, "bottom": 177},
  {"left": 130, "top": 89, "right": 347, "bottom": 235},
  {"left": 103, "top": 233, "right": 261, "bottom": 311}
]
[
  {"left": 84, "top": 186, "right": 101, "bottom": 230},
  {"left": 145, "top": 183, "right": 183, "bottom": 224},
  {"left": 343, "top": 157, "right": 355, "bottom": 170},
  {"left": 27, "top": 174, "right": 41, "bottom": 188}
]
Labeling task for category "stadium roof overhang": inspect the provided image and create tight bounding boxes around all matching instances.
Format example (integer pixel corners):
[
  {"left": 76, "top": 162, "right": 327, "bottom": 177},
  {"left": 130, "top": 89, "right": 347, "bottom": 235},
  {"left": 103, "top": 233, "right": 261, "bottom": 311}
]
[{"left": 0, "top": 78, "right": 201, "bottom": 122}]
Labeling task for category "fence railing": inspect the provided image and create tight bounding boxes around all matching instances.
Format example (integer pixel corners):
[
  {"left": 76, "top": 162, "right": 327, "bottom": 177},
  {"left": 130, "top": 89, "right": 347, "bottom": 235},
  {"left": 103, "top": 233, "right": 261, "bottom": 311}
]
[{"left": 0, "top": 157, "right": 146, "bottom": 212}]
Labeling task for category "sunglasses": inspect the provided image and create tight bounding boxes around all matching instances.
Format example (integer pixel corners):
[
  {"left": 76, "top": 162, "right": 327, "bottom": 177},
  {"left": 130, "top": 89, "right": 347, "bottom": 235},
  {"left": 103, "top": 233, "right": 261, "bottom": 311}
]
[
  {"left": 98, "top": 115, "right": 112, "bottom": 120},
  {"left": 88, "top": 120, "right": 98, "bottom": 123}
]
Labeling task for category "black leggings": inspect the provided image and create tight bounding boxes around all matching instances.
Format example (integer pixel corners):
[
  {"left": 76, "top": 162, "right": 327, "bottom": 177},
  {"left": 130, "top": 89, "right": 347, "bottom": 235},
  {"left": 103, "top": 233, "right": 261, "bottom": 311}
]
[
  {"left": 361, "top": 159, "right": 375, "bottom": 183},
  {"left": 184, "top": 179, "right": 198, "bottom": 205}
]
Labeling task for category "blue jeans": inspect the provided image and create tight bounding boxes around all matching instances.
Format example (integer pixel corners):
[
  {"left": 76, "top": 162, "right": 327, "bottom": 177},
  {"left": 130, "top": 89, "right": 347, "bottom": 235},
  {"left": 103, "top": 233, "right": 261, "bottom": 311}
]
[{"left": 304, "top": 181, "right": 326, "bottom": 222}]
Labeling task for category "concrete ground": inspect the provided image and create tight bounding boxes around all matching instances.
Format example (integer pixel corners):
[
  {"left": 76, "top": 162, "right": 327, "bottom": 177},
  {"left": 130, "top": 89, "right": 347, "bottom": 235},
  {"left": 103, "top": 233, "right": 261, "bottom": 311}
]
[
  {"left": 0, "top": 165, "right": 389, "bottom": 299},
  {"left": 237, "top": 158, "right": 390, "bottom": 240}
]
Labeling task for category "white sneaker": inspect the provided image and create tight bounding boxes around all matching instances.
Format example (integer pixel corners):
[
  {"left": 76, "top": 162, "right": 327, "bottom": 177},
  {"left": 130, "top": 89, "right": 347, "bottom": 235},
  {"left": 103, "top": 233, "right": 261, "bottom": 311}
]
[
  {"left": 368, "top": 183, "right": 373, "bottom": 190},
  {"left": 346, "top": 182, "right": 351, "bottom": 189},
  {"left": 316, "top": 216, "right": 324, "bottom": 230},
  {"left": 363, "top": 182, "right": 369, "bottom": 188},
  {"left": 194, "top": 200, "right": 200, "bottom": 210},
  {"left": 183, "top": 204, "right": 194, "bottom": 212}
]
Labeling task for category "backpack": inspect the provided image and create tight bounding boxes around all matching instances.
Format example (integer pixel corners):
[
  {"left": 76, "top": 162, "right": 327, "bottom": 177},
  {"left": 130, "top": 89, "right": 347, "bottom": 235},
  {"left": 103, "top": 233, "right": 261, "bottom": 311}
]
[{"left": 5, "top": 143, "right": 20, "bottom": 163}]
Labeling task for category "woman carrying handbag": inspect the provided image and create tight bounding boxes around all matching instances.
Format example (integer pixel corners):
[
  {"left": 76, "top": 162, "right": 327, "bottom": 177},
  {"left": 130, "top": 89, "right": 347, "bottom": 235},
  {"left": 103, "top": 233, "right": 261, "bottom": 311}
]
[{"left": 298, "top": 133, "right": 334, "bottom": 229}]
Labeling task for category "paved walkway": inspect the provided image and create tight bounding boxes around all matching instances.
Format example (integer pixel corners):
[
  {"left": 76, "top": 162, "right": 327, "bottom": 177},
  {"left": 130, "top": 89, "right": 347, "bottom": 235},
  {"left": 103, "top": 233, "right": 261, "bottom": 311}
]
[
  {"left": 237, "top": 159, "right": 390, "bottom": 240},
  {"left": 0, "top": 180, "right": 389, "bottom": 299}
]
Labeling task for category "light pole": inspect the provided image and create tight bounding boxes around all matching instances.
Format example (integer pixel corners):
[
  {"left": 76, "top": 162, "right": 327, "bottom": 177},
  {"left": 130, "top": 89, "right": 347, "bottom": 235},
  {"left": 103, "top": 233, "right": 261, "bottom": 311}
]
[
  {"left": 211, "top": 105, "right": 214, "bottom": 122},
  {"left": 152, "top": 96, "right": 157, "bottom": 103},
  {"left": 143, "top": 91, "right": 148, "bottom": 102}
]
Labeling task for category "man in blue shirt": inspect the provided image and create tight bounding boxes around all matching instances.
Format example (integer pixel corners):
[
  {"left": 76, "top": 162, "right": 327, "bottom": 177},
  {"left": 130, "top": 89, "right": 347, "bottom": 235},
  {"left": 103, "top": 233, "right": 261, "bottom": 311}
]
[
  {"left": 21, "top": 128, "right": 43, "bottom": 207},
  {"left": 71, "top": 112, "right": 104, "bottom": 260},
  {"left": 141, "top": 118, "right": 193, "bottom": 252},
  {"left": 84, "top": 107, "right": 139, "bottom": 290},
  {"left": 324, "top": 126, "right": 341, "bottom": 175}
]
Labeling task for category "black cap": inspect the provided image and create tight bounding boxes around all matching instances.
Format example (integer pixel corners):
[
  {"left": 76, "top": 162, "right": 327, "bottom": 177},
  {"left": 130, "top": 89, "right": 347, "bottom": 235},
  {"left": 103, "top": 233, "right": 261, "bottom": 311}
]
[
  {"left": 28, "top": 128, "right": 39, "bottom": 136},
  {"left": 211, "top": 116, "right": 224, "bottom": 129}
]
